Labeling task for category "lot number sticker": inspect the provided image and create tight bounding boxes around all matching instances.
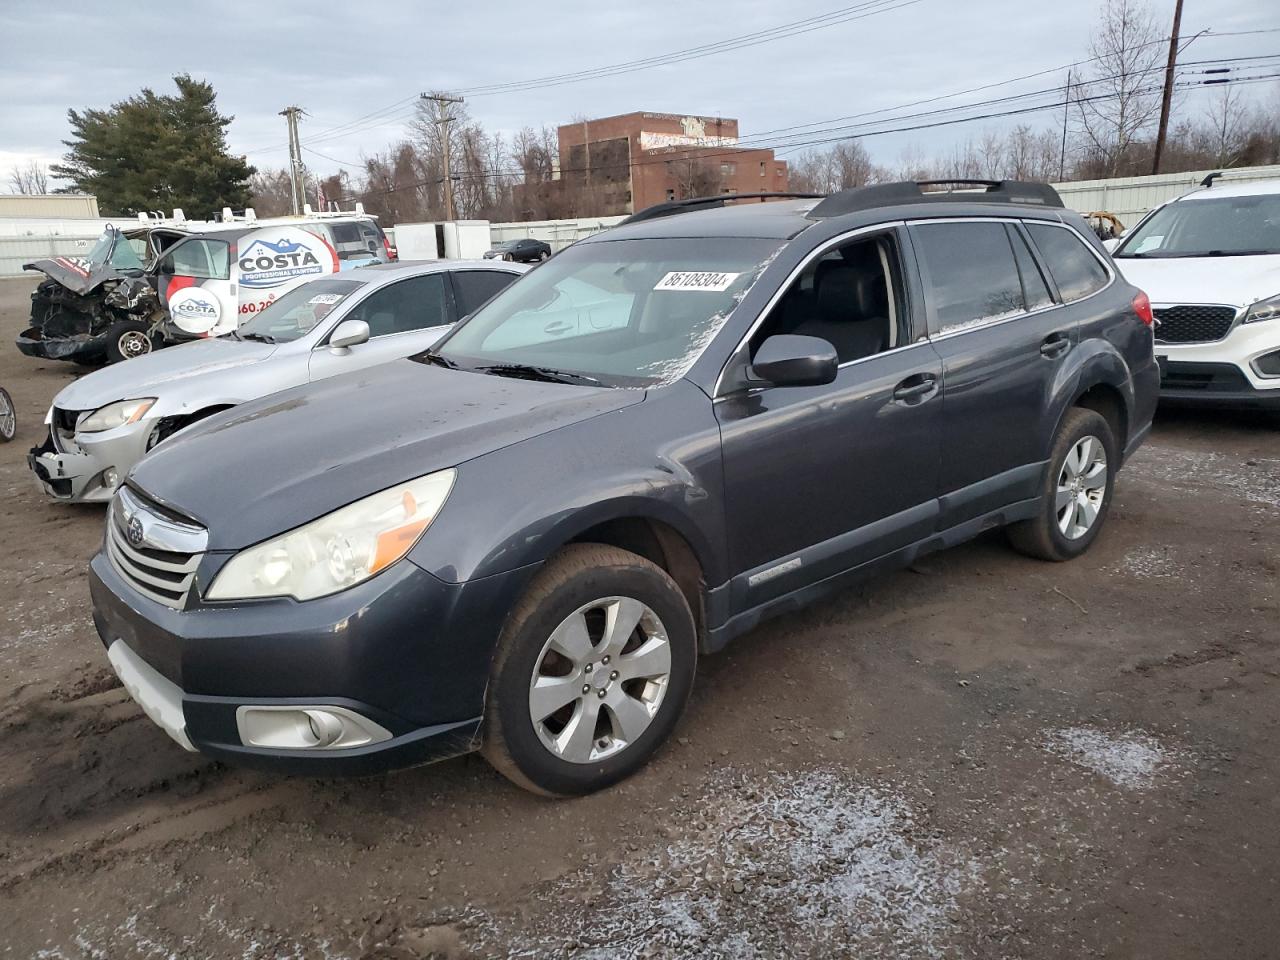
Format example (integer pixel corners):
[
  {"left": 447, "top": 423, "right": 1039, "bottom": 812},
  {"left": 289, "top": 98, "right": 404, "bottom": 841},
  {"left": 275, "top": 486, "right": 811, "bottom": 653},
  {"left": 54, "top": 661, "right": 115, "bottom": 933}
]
[{"left": 655, "top": 271, "right": 740, "bottom": 292}]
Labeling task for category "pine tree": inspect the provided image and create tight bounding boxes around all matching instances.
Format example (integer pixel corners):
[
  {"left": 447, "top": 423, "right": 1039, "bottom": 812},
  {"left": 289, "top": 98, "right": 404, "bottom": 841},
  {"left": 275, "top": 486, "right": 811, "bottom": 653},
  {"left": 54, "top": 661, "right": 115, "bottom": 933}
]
[{"left": 52, "top": 75, "right": 254, "bottom": 218}]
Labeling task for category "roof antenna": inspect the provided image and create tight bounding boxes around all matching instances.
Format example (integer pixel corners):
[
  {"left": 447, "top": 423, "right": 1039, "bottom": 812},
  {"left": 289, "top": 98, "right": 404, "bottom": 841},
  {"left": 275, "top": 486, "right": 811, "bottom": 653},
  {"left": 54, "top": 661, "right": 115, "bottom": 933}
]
[{"left": 1200, "top": 171, "right": 1223, "bottom": 188}]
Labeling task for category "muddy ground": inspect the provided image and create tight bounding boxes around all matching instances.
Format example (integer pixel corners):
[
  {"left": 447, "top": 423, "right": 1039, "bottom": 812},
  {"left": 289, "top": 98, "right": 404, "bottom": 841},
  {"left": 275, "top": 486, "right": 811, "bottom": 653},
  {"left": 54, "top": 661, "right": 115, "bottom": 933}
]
[{"left": 0, "top": 275, "right": 1277, "bottom": 959}]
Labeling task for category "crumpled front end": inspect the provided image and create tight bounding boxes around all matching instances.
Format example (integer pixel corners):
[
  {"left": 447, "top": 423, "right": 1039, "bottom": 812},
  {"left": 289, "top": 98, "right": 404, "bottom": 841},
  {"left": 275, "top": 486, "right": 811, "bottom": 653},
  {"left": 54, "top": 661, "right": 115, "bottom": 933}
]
[
  {"left": 17, "top": 271, "right": 160, "bottom": 364},
  {"left": 27, "top": 406, "right": 154, "bottom": 503}
]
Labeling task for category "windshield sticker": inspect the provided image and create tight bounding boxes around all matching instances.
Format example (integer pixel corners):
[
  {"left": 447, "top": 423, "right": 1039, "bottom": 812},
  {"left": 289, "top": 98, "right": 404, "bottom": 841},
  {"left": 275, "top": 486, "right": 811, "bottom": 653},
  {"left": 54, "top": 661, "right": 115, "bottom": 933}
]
[
  {"left": 308, "top": 294, "right": 343, "bottom": 305},
  {"left": 654, "top": 271, "right": 741, "bottom": 293}
]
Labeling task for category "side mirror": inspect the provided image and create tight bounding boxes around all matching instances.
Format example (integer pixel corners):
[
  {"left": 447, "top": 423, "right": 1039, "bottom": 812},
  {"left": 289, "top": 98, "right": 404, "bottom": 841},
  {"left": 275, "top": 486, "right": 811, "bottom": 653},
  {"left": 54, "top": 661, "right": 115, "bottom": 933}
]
[
  {"left": 1102, "top": 238, "right": 1121, "bottom": 253},
  {"left": 749, "top": 334, "right": 838, "bottom": 387},
  {"left": 329, "top": 319, "right": 370, "bottom": 354}
]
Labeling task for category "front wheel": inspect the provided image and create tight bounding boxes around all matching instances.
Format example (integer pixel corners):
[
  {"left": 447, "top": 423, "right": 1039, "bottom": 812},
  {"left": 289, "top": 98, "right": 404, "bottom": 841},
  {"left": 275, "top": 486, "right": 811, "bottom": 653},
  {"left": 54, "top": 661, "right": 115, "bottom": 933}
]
[
  {"left": 105, "top": 320, "right": 154, "bottom": 364},
  {"left": 1007, "top": 407, "right": 1117, "bottom": 561},
  {"left": 482, "top": 544, "right": 696, "bottom": 796},
  {"left": 0, "top": 387, "right": 15, "bottom": 442}
]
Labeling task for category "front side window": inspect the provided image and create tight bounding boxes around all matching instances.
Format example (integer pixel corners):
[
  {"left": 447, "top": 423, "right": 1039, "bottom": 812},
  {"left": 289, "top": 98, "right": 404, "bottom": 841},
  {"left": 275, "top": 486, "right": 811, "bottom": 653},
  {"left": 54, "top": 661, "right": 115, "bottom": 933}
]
[
  {"left": 1115, "top": 193, "right": 1280, "bottom": 259},
  {"left": 163, "top": 239, "right": 230, "bottom": 280},
  {"left": 433, "top": 237, "right": 783, "bottom": 387},
  {"left": 236, "top": 278, "right": 365, "bottom": 343},
  {"left": 1026, "top": 223, "right": 1108, "bottom": 302},
  {"left": 911, "top": 222, "right": 1026, "bottom": 335},
  {"left": 345, "top": 274, "right": 449, "bottom": 337},
  {"left": 752, "top": 233, "right": 907, "bottom": 364}
]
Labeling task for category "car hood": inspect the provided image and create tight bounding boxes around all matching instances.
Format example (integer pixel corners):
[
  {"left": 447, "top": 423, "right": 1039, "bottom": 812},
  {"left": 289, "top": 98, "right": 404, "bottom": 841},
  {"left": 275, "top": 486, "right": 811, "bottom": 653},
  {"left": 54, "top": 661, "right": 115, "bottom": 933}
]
[
  {"left": 128, "top": 359, "right": 645, "bottom": 549},
  {"left": 54, "top": 338, "right": 280, "bottom": 411},
  {"left": 1114, "top": 253, "right": 1280, "bottom": 308},
  {"left": 24, "top": 256, "right": 123, "bottom": 296}
]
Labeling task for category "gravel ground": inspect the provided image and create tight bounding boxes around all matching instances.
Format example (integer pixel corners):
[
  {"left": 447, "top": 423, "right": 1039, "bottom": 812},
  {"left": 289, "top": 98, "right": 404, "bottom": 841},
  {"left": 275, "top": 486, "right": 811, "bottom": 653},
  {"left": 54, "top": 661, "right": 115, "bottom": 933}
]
[{"left": 1, "top": 275, "right": 1277, "bottom": 959}]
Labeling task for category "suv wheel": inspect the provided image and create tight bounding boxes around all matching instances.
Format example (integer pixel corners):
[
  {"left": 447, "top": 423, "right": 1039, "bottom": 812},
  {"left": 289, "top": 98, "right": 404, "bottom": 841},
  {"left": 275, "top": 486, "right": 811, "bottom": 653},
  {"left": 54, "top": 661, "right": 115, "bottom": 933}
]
[
  {"left": 105, "top": 320, "right": 154, "bottom": 364},
  {"left": 1007, "top": 407, "right": 1116, "bottom": 562},
  {"left": 482, "top": 544, "right": 696, "bottom": 796}
]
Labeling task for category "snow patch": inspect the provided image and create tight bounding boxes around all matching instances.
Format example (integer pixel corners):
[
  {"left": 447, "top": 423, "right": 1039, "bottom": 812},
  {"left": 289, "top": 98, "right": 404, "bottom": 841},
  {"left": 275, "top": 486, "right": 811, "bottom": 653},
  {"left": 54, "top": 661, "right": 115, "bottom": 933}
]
[{"left": 1044, "top": 726, "right": 1171, "bottom": 789}]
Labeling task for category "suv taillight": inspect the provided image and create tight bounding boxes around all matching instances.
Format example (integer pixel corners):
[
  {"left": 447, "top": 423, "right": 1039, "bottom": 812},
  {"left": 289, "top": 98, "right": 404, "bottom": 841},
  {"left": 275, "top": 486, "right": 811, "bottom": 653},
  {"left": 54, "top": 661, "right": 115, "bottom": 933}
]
[
  {"left": 383, "top": 236, "right": 398, "bottom": 262},
  {"left": 1132, "top": 291, "right": 1154, "bottom": 326}
]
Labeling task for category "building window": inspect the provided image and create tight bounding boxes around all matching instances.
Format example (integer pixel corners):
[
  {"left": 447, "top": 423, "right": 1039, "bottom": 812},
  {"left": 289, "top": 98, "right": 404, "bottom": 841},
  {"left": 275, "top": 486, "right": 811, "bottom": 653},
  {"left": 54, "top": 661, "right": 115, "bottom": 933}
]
[
  {"left": 666, "top": 188, "right": 675, "bottom": 201},
  {"left": 720, "top": 162, "right": 736, "bottom": 176},
  {"left": 760, "top": 161, "right": 766, "bottom": 176}
]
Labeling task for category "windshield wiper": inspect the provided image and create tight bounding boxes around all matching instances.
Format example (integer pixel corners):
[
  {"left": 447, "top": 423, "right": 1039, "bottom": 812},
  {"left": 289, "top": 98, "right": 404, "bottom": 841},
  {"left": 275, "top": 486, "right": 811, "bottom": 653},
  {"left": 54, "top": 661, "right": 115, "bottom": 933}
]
[
  {"left": 239, "top": 332, "right": 277, "bottom": 343},
  {"left": 476, "top": 363, "right": 605, "bottom": 387}
]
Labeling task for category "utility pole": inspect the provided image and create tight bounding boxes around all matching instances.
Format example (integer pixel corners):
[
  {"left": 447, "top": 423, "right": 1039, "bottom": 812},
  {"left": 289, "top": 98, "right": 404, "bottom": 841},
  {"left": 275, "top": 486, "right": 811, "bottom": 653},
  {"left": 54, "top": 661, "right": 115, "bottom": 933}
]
[
  {"left": 279, "top": 106, "right": 305, "bottom": 215},
  {"left": 1151, "top": 0, "right": 1185, "bottom": 175},
  {"left": 422, "top": 92, "right": 464, "bottom": 220},
  {"left": 1059, "top": 68, "right": 1073, "bottom": 182}
]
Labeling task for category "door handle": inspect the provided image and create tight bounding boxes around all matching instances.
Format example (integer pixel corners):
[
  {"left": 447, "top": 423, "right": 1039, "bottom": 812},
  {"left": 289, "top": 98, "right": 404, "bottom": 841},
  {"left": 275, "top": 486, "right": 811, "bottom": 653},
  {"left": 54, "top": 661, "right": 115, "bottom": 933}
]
[
  {"left": 544, "top": 321, "right": 573, "bottom": 335},
  {"left": 1040, "top": 334, "right": 1070, "bottom": 359},
  {"left": 892, "top": 374, "right": 938, "bottom": 403}
]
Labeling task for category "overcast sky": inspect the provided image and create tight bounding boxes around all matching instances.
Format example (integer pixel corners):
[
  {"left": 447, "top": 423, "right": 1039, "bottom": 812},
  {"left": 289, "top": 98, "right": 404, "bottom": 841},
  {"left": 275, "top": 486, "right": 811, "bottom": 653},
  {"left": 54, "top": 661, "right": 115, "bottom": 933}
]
[{"left": 0, "top": 0, "right": 1274, "bottom": 186}]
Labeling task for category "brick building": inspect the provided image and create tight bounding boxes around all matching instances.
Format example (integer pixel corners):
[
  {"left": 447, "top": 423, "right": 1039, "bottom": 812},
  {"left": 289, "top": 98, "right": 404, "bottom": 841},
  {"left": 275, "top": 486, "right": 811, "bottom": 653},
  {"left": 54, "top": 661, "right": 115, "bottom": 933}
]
[{"left": 556, "top": 112, "right": 789, "bottom": 216}]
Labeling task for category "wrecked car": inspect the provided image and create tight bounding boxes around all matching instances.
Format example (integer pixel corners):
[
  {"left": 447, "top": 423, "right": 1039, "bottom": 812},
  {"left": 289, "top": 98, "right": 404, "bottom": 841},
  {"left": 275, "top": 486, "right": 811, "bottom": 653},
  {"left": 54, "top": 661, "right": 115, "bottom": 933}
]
[
  {"left": 27, "top": 260, "right": 526, "bottom": 502},
  {"left": 17, "top": 211, "right": 396, "bottom": 365}
]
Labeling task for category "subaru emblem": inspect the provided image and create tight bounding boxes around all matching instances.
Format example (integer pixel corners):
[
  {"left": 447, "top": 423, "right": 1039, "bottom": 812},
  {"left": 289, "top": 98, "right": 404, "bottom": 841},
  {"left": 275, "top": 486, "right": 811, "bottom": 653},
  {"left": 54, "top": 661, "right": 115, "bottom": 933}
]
[{"left": 126, "top": 515, "right": 145, "bottom": 547}]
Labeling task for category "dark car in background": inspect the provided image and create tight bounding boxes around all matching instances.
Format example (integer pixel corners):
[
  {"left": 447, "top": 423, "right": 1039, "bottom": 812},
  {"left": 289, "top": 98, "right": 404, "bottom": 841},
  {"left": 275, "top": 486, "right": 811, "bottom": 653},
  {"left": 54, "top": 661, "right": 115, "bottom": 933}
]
[
  {"left": 89, "top": 181, "right": 1158, "bottom": 796},
  {"left": 484, "top": 237, "right": 552, "bottom": 263}
]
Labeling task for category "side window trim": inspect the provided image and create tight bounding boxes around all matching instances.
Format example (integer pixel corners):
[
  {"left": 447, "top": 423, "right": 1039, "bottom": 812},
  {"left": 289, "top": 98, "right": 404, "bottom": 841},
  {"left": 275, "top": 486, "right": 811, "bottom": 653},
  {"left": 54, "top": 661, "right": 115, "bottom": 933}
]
[{"left": 1005, "top": 222, "right": 1059, "bottom": 306}]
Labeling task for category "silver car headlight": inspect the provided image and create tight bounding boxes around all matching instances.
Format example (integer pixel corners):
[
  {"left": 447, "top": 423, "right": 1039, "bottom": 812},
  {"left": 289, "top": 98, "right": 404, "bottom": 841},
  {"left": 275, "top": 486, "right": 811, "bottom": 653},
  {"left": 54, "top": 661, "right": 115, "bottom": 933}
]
[
  {"left": 207, "top": 469, "right": 456, "bottom": 602},
  {"left": 1243, "top": 293, "right": 1280, "bottom": 324},
  {"left": 78, "top": 398, "right": 156, "bottom": 433}
]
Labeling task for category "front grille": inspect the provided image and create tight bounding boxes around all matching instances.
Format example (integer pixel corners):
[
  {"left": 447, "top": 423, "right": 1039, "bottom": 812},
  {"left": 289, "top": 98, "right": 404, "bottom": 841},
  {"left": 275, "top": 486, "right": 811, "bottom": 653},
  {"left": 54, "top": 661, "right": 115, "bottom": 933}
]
[
  {"left": 51, "top": 407, "right": 84, "bottom": 453},
  {"left": 106, "top": 489, "right": 206, "bottom": 609},
  {"left": 1153, "top": 305, "right": 1238, "bottom": 344}
]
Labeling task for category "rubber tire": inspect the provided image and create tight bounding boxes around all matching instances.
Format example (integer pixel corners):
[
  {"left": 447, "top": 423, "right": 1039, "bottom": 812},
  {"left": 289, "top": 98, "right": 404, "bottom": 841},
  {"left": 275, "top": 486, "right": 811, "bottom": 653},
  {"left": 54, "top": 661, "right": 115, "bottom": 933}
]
[
  {"left": 0, "top": 387, "right": 14, "bottom": 443},
  {"left": 482, "top": 543, "right": 697, "bottom": 797},
  {"left": 1007, "top": 407, "right": 1117, "bottom": 562},
  {"left": 105, "top": 320, "right": 154, "bottom": 364}
]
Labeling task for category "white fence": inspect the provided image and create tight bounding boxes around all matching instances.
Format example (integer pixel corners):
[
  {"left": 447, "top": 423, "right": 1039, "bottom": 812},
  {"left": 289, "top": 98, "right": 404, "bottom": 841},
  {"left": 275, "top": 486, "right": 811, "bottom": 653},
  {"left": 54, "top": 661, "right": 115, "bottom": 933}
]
[
  {"left": 488, "top": 216, "right": 626, "bottom": 252},
  {"left": 1051, "top": 164, "right": 1280, "bottom": 225}
]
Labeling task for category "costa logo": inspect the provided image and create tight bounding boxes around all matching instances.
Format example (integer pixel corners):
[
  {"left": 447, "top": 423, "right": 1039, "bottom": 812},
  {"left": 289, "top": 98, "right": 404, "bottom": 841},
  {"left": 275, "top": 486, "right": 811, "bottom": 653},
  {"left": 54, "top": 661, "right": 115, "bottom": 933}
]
[
  {"left": 237, "top": 229, "right": 333, "bottom": 289},
  {"left": 168, "top": 287, "right": 222, "bottom": 334}
]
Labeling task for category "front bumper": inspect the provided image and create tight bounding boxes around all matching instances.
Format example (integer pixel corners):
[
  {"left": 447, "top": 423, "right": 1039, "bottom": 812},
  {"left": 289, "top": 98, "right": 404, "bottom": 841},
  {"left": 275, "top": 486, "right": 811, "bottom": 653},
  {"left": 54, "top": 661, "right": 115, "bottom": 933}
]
[
  {"left": 28, "top": 419, "right": 152, "bottom": 503},
  {"left": 89, "top": 549, "right": 536, "bottom": 775},
  {"left": 15, "top": 327, "right": 107, "bottom": 363},
  {"left": 1158, "top": 360, "right": 1280, "bottom": 410}
]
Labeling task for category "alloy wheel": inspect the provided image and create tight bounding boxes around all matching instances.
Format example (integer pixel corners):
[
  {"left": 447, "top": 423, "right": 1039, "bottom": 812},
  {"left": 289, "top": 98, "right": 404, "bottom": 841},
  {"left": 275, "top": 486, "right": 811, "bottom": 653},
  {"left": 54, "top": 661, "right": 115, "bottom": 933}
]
[
  {"left": 0, "top": 390, "right": 14, "bottom": 441},
  {"left": 1056, "top": 434, "right": 1107, "bottom": 539},
  {"left": 528, "top": 596, "right": 672, "bottom": 764}
]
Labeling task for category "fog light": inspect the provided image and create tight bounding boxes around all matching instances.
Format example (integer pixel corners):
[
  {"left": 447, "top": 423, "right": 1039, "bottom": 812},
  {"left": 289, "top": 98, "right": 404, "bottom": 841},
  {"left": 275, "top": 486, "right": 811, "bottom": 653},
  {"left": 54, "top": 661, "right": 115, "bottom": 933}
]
[
  {"left": 103, "top": 467, "right": 119, "bottom": 489},
  {"left": 1253, "top": 349, "right": 1280, "bottom": 378},
  {"left": 235, "top": 705, "right": 392, "bottom": 750}
]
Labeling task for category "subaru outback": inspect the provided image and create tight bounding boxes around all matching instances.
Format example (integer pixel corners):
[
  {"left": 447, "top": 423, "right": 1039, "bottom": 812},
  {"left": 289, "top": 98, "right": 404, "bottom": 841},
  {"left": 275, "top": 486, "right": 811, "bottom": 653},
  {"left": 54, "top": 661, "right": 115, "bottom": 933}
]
[{"left": 89, "top": 181, "right": 1159, "bottom": 796}]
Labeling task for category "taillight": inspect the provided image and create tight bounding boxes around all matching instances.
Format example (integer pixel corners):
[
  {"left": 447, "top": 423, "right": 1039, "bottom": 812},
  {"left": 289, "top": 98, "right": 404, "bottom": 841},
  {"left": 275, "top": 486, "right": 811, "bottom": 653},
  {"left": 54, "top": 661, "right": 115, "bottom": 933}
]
[
  {"left": 383, "top": 236, "right": 398, "bottom": 262},
  {"left": 1132, "top": 291, "right": 1154, "bottom": 326}
]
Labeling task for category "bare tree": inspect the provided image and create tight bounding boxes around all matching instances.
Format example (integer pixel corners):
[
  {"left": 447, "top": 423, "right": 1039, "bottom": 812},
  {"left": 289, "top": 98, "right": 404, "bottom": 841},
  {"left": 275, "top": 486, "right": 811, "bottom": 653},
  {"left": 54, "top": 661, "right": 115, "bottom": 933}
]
[
  {"left": 1073, "top": 0, "right": 1164, "bottom": 176},
  {"left": 1202, "top": 84, "right": 1249, "bottom": 167},
  {"left": 248, "top": 168, "right": 294, "bottom": 216},
  {"left": 8, "top": 160, "right": 49, "bottom": 194}
]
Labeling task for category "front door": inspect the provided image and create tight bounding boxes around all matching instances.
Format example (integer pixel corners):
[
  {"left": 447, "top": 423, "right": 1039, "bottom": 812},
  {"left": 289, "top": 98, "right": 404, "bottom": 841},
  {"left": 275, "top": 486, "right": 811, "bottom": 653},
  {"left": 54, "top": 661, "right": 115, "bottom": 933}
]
[
  {"left": 158, "top": 237, "right": 238, "bottom": 337},
  {"left": 307, "top": 272, "right": 456, "bottom": 381},
  {"left": 715, "top": 229, "right": 943, "bottom": 610}
]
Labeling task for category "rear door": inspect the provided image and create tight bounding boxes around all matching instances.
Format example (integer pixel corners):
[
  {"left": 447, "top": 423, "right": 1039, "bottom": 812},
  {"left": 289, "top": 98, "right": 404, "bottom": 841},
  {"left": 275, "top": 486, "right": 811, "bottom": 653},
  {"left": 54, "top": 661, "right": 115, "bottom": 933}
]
[
  {"left": 157, "top": 237, "right": 237, "bottom": 337},
  {"left": 307, "top": 272, "right": 456, "bottom": 381},
  {"left": 907, "top": 218, "right": 1073, "bottom": 528}
]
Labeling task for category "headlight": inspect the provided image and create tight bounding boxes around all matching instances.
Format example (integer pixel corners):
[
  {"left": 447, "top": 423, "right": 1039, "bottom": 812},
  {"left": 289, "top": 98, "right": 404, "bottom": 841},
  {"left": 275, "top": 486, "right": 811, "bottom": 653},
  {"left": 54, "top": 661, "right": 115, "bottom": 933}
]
[
  {"left": 1243, "top": 293, "right": 1280, "bottom": 324},
  {"left": 206, "top": 469, "right": 456, "bottom": 602},
  {"left": 78, "top": 398, "right": 156, "bottom": 433}
]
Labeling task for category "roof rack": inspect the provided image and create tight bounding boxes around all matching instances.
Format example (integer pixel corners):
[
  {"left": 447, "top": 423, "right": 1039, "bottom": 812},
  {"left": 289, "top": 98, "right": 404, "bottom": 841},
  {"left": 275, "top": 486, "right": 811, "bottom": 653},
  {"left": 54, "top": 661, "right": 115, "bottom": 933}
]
[
  {"left": 619, "top": 192, "right": 823, "bottom": 226},
  {"left": 809, "top": 179, "right": 1064, "bottom": 218}
]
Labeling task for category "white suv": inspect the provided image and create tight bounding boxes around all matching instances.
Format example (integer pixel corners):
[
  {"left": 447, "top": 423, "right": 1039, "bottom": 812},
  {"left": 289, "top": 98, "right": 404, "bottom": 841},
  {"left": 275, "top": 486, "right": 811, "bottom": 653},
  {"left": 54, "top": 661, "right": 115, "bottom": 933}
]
[{"left": 1110, "top": 178, "right": 1280, "bottom": 411}]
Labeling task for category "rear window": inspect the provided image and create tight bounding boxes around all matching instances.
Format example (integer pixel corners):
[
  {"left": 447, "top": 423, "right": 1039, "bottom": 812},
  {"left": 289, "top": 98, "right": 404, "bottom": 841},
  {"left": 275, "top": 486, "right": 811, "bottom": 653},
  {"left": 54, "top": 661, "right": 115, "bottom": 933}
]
[
  {"left": 1025, "top": 223, "right": 1109, "bottom": 302},
  {"left": 326, "top": 221, "right": 378, "bottom": 262}
]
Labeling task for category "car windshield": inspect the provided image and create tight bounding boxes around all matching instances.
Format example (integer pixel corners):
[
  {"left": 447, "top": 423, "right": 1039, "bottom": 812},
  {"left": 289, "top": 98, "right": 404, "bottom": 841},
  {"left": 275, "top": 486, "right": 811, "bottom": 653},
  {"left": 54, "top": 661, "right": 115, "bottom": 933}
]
[
  {"left": 234, "top": 278, "right": 366, "bottom": 343},
  {"left": 82, "top": 228, "right": 145, "bottom": 271},
  {"left": 431, "top": 237, "right": 783, "bottom": 387},
  {"left": 1115, "top": 193, "right": 1280, "bottom": 258}
]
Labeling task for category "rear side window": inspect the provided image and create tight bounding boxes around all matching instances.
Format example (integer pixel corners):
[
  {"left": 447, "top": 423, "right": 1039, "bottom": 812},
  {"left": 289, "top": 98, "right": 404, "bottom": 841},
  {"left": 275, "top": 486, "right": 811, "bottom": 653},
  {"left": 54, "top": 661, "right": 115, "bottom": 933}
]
[
  {"left": 453, "top": 270, "right": 519, "bottom": 316},
  {"left": 911, "top": 222, "right": 1026, "bottom": 335},
  {"left": 327, "top": 221, "right": 376, "bottom": 262},
  {"left": 346, "top": 274, "right": 449, "bottom": 337},
  {"left": 1025, "top": 223, "right": 1109, "bottom": 302}
]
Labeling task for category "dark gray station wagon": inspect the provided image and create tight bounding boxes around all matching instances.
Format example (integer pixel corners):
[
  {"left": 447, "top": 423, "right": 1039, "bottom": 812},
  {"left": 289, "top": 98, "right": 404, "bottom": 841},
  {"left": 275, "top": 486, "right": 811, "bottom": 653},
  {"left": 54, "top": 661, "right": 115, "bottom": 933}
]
[{"left": 90, "top": 181, "right": 1160, "bottom": 796}]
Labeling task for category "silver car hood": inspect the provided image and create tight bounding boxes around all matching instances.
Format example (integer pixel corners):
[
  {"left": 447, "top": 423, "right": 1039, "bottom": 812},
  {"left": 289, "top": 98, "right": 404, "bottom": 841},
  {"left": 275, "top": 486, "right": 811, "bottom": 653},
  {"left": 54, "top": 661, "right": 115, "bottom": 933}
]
[{"left": 54, "top": 338, "right": 282, "bottom": 410}]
